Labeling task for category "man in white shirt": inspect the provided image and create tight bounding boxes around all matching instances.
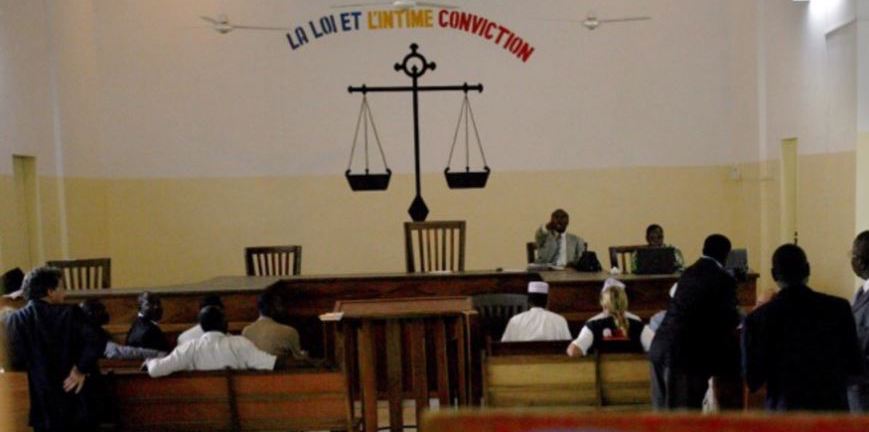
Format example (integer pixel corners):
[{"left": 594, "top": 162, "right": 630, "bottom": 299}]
[
  {"left": 145, "top": 305, "right": 276, "bottom": 377},
  {"left": 176, "top": 294, "right": 224, "bottom": 346},
  {"left": 501, "top": 281, "right": 572, "bottom": 341}
]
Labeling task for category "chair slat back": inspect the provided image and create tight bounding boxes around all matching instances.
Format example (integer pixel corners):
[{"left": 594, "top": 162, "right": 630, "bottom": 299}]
[
  {"left": 473, "top": 294, "right": 528, "bottom": 341},
  {"left": 608, "top": 245, "right": 646, "bottom": 273},
  {"left": 526, "top": 242, "right": 538, "bottom": 264},
  {"left": 245, "top": 245, "right": 302, "bottom": 276},
  {"left": 46, "top": 258, "right": 111, "bottom": 290},
  {"left": 404, "top": 221, "right": 466, "bottom": 273}
]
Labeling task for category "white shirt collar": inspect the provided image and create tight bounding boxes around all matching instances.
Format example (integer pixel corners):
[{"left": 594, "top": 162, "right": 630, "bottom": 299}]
[
  {"left": 862, "top": 279, "right": 869, "bottom": 294},
  {"left": 701, "top": 255, "right": 724, "bottom": 269}
]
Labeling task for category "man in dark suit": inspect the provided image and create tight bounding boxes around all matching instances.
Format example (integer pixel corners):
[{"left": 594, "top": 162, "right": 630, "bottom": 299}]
[
  {"left": 743, "top": 244, "right": 862, "bottom": 411},
  {"left": 125, "top": 291, "right": 170, "bottom": 352},
  {"left": 5, "top": 267, "right": 105, "bottom": 432},
  {"left": 849, "top": 230, "right": 869, "bottom": 411},
  {"left": 649, "top": 234, "right": 741, "bottom": 410}
]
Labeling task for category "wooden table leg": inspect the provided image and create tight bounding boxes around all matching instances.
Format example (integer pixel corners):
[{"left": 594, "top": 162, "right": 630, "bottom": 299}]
[
  {"left": 385, "top": 320, "right": 403, "bottom": 432},
  {"left": 453, "top": 316, "right": 468, "bottom": 405},
  {"left": 433, "top": 320, "right": 450, "bottom": 407},
  {"left": 409, "top": 319, "right": 429, "bottom": 423},
  {"left": 357, "top": 320, "right": 378, "bottom": 432}
]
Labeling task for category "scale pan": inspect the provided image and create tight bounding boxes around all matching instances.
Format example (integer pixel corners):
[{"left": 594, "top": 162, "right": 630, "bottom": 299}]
[
  {"left": 346, "top": 169, "right": 392, "bottom": 191},
  {"left": 444, "top": 166, "right": 490, "bottom": 189}
]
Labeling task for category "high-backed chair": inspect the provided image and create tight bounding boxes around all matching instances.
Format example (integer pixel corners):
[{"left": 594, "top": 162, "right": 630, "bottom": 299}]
[
  {"left": 608, "top": 245, "right": 645, "bottom": 273},
  {"left": 473, "top": 293, "right": 528, "bottom": 342},
  {"left": 403, "top": 221, "right": 466, "bottom": 273},
  {"left": 245, "top": 245, "right": 302, "bottom": 276},
  {"left": 526, "top": 242, "right": 538, "bottom": 264},
  {"left": 46, "top": 258, "right": 111, "bottom": 290}
]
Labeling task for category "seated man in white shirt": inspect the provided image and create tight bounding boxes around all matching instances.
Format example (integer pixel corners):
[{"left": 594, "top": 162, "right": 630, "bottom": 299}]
[
  {"left": 145, "top": 305, "right": 277, "bottom": 377},
  {"left": 176, "top": 294, "right": 224, "bottom": 346},
  {"left": 501, "top": 281, "right": 572, "bottom": 342}
]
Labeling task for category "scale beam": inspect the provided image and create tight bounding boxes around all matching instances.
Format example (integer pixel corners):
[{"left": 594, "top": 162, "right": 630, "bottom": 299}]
[
  {"left": 348, "top": 84, "right": 483, "bottom": 94},
  {"left": 345, "top": 43, "right": 486, "bottom": 222}
]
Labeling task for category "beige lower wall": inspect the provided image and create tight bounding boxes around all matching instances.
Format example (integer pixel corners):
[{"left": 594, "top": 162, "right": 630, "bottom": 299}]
[
  {"left": 58, "top": 165, "right": 746, "bottom": 287},
  {"left": 0, "top": 153, "right": 860, "bottom": 302},
  {"left": 0, "top": 175, "right": 64, "bottom": 273}
]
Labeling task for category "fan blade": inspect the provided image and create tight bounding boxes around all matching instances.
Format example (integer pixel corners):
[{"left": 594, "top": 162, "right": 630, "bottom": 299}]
[
  {"left": 415, "top": 1, "right": 459, "bottom": 9},
  {"left": 331, "top": 2, "right": 393, "bottom": 8},
  {"left": 531, "top": 17, "right": 588, "bottom": 23},
  {"left": 233, "top": 24, "right": 291, "bottom": 31},
  {"left": 200, "top": 15, "right": 220, "bottom": 25},
  {"left": 598, "top": 16, "right": 652, "bottom": 24}
]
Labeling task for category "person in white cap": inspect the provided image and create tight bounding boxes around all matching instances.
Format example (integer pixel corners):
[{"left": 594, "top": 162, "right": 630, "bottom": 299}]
[
  {"left": 501, "top": 281, "right": 572, "bottom": 342},
  {"left": 566, "top": 278, "right": 653, "bottom": 357}
]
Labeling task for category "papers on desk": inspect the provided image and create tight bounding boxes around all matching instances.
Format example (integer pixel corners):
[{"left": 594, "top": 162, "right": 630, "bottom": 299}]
[
  {"left": 428, "top": 270, "right": 453, "bottom": 274},
  {"left": 319, "top": 312, "right": 344, "bottom": 322}
]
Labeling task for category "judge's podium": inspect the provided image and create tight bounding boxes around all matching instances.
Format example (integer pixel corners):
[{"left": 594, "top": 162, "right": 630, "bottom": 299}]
[{"left": 327, "top": 296, "right": 476, "bottom": 432}]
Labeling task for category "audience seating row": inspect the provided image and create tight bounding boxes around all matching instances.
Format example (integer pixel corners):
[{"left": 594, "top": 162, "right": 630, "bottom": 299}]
[{"left": 0, "top": 368, "right": 358, "bottom": 432}]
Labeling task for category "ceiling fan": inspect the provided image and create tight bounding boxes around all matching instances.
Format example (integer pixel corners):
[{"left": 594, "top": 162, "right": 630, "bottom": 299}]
[
  {"left": 199, "top": 14, "right": 290, "bottom": 34},
  {"left": 331, "top": 0, "right": 458, "bottom": 10},
  {"left": 539, "top": 12, "right": 651, "bottom": 31}
]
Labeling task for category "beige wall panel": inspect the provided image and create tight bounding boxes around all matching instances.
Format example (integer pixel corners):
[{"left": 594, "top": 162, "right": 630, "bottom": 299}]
[{"left": 57, "top": 165, "right": 751, "bottom": 287}]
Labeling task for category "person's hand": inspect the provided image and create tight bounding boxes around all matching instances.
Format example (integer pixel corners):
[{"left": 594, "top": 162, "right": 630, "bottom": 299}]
[
  {"left": 566, "top": 343, "right": 581, "bottom": 357},
  {"left": 545, "top": 221, "right": 557, "bottom": 232},
  {"left": 63, "top": 366, "right": 86, "bottom": 394}
]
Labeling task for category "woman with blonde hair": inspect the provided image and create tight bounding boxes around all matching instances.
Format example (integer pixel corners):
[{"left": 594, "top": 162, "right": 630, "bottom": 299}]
[{"left": 567, "top": 278, "right": 653, "bottom": 357}]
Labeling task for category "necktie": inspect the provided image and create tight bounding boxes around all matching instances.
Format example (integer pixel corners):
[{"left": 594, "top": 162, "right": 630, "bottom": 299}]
[{"left": 855, "top": 288, "right": 865, "bottom": 306}]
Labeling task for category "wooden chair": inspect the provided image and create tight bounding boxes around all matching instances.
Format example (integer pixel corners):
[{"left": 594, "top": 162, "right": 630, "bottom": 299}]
[
  {"left": 526, "top": 242, "right": 538, "bottom": 264},
  {"left": 245, "top": 245, "right": 302, "bottom": 276},
  {"left": 404, "top": 221, "right": 466, "bottom": 273},
  {"left": 46, "top": 258, "right": 111, "bottom": 290},
  {"left": 473, "top": 293, "right": 528, "bottom": 342},
  {"left": 608, "top": 245, "right": 646, "bottom": 273}
]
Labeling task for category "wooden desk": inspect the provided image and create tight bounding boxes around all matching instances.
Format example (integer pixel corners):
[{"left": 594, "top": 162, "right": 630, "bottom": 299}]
[
  {"left": 331, "top": 296, "right": 475, "bottom": 432},
  {"left": 0, "top": 270, "right": 757, "bottom": 356}
]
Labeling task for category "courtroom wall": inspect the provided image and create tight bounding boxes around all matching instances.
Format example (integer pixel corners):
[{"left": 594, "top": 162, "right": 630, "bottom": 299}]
[{"left": 0, "top": 0, "right": 863, "bottom": 299}]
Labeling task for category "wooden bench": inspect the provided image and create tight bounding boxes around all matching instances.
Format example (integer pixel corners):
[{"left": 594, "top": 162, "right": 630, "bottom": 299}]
[
  {"left": 107, "top": 368, "right": 359, "bottom": 431},
  {"left": 483, "top": 350, "right": 651, "bottom": 409},
  {"left": 423, "top": 411, "right": 869, "bottom": 432},
  {"left": 0, "top": 371, "right": 30, "bottom": 432}
]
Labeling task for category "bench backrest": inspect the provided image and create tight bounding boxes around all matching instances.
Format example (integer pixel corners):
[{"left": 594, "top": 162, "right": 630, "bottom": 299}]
[
  {"left": 484, "top": 354, "right": 598, "bottom": 407},
  {"left": 231, "top": 370, "right": 352, "bottom": 431},
  {"left": 111, "top": 371, "right": 234, "bottom": 431},
  {"left": 483, "top": 352, "right": 650, "bottom": 409},
  {"left": 0, "top": 371, "right": 30, "bottom": 432},
  {"left": 108, "top": 368, "right": 354, "bottom": 432}
]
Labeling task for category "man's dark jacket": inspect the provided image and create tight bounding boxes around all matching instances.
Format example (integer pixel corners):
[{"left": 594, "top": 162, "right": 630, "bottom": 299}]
[
  {"left": 6, "top": 299, "right": 105, "bottom": 431},
  {"left": 650, "top": 257, "right": 742, "bottom": 376},
  {"left": 743, "top": 284, "right": 862, "bottom": 411},
  {"left": 125, "top": 315, "right": 169, "bottom": 352}
]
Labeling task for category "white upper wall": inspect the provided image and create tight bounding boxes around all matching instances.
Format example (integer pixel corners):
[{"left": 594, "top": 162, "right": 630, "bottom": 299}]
[
  {"left": 761, "top": 0, "right": 857, "bottom": 159},
  {"left": 1, "top": 0, "right": 859, "bottom": 178},
  {"left": 77, "top": 0, "right": 761, "bottom": 177},
  {"left": 0, "top": 0, "right": 57, "bottom": 176},
  {"left": 860, "top": 0, "right": 869, "bottom": 132}
]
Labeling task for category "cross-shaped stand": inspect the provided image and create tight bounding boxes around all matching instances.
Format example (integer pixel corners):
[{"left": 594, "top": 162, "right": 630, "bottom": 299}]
[{"left": 348, "top": 43, "right": 483, "bottom": 221}]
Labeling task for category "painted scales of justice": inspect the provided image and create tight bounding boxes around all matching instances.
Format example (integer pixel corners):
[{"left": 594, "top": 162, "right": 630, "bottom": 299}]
[{"left": 344, "top": 43, "right": 490, "bottom": 221}]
